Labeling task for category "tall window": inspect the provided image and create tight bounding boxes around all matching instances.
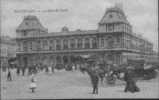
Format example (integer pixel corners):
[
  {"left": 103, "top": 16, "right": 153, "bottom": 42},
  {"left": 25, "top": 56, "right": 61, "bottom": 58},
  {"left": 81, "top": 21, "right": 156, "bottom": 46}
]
[
  {"left": 92, "top": 38, "right": 97, "bottom": 49},
  {"left": 63, "top": 39, "right": 68, "bottom": 49},
  {"left": 107, "top": 24, "right": 114, "bottom": 32},
  {"left": 85, "top": 38, "right": 90, "bottom": 49},
  {"left": 37, "top": 40, "right": 41, "bottom": 50},
  {"left": 43, "top": 40, "right": 48, "bottom": 50},
  {"left": 101, "top": 38, "right": 104, "bottom": 48},
  {"left": 29, "top": 41, "right": 33, "bottom": 51},
  {"left": 77, "top": 39, "right": 82, "bottom": 49},
  {"left": 70, "top": 39, "right": 75, "bottom": 49},
  {"left": 107, "top": 36, "right": 114, "bottom": 49},
  {"left": 49, "top": 40, "right": 54, "bottom": 50},
  {"left": 17, "top": 43, "right": 21, "bottom": 51},
  {"left": 56, "top": 39, "right": 61, "bottom": 50}
]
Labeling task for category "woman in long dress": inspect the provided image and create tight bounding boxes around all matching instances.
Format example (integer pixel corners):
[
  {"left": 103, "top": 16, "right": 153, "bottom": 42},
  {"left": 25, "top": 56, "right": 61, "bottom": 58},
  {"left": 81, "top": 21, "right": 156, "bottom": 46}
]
[{"left": 124, "top": 66, "right": 140, "bottom": 93}]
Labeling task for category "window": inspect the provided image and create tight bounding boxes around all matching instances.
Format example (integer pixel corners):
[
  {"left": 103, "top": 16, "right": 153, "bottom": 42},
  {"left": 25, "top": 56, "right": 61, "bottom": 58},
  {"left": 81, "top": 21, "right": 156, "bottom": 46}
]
[
  {"left": 107, "top": 24, "right": 113, "bottom": 32},
  {"left": 56, "top": 39, "right": 61, "bottom": 50},
  {"left": 101, "top": 38, "right": 104, "bottom": 48},
  {"left": 29, "top": 41, "right": 33, "bottom": 50},
  {"left": 37, "top": 40, "right": 41, "bottom": 50},
  {"left": 63, "top": 39, "right": 68, "bottom": 49},
  {"left": 43, "top": 40, "right": 48, "bottom": 50},
  {"left": 17, "top": 43, "right": 21, "bottom": 51},
  {"left": 107, "top": 36, "right": 114, "bottom": 49},
  {"left": 23, "top": 41, "right": 27, "bottom": 52},
  {"left": 85, "top": 38, "right": 90, "bottom": 49},
  {"left": 70, "top": 39, "right": 75, "bottom": 49},
  {"left": 49, "top": 40, "right": 54, "bottom": 50},
  {"left": 92, "top": 38, "right": 97, "bottom": 49},
  {"left": 77, "top": 39, "right": 82, "bottom": 49}
]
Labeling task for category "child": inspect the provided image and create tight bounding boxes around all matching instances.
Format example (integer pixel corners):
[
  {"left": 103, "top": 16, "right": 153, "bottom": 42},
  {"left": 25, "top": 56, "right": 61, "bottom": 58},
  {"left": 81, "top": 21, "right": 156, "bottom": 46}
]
[{"left": 29, "top": 74, "right": 37, "bottom": 93}]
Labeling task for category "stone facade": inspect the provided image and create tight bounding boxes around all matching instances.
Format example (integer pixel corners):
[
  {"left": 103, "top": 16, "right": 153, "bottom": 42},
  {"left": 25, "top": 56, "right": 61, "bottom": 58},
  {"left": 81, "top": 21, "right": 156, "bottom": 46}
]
[{"left": 16, "top": 5, "right": 154, "bottom": 67}]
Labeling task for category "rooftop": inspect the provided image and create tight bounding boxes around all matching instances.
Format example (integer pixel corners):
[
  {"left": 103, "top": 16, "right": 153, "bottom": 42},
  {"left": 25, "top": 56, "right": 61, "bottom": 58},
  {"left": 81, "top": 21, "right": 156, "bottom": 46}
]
[
  {"left": 99, "top": 4, "right": 129, "bottom": 25},
  {"left": 16, "top": 15, "right": 48, "bottom": 32}
]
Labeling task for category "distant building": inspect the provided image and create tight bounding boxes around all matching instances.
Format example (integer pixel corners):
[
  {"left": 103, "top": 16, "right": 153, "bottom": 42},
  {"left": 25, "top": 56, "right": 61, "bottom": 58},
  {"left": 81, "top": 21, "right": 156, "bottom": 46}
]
[
  {"left": 0, "top": 36, "right": 16, "bottom": 67},
  {"left": 16, "top": 4, "right": 155, "bottom": 67}
]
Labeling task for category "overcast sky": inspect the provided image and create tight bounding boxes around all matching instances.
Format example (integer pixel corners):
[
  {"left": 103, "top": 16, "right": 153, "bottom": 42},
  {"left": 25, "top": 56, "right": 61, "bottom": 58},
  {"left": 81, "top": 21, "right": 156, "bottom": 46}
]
[{"left": 1, "top": 0, "right": 158, "bottom": 51}]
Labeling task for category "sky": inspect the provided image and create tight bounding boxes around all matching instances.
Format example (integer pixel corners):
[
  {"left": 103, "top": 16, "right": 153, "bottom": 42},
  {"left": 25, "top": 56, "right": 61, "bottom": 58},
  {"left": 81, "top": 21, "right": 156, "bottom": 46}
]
[{"left": 1, "top": 0, "right": 158, "bottom": 51}]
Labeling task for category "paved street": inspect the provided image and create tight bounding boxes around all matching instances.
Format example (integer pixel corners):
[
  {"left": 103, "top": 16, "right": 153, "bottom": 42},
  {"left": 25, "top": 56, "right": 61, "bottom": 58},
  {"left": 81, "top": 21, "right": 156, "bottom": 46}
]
[{"left": 1, "top": 69, "right": 159, "bottom": 99}]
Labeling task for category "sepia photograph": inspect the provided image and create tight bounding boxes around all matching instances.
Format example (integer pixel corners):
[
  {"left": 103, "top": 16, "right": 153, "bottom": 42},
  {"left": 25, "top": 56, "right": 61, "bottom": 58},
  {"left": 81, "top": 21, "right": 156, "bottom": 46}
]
[{"left": 0, "top": 0, "right": 159, "bottom": 99}]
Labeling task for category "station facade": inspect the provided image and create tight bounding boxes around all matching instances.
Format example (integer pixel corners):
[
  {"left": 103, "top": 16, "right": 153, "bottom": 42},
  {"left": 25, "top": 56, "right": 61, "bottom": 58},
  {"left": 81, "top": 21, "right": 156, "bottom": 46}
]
[{"left": 16, "top": 5, "right": 154, "bottom": 67}]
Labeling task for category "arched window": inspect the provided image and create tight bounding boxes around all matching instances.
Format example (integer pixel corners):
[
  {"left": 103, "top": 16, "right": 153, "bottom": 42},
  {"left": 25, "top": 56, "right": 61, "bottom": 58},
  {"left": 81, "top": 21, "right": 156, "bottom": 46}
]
[
  {"left": 70, "top": 39, "right": 75, "bottom": 49},
  {"left": 85, "top": 38, "right": 90, "bottom": 49},
  {"left": 92, "top": 38, "right": 97, "bottom": 49},
  {"left": 63, "top": 39, "right": 68, "bottom": 49},
  {"left": 49, "top": 40, "right": 54, "bottom": 50},
  {"left": 77, "top": 39, "right": 82, "bottom": 49}
]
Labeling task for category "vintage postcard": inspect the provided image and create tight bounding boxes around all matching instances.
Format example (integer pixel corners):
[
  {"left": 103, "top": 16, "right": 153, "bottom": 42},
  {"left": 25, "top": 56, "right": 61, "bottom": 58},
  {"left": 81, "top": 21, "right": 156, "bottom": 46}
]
[{"left": 0, "top": 0, "right": 158, "bottom": 99}]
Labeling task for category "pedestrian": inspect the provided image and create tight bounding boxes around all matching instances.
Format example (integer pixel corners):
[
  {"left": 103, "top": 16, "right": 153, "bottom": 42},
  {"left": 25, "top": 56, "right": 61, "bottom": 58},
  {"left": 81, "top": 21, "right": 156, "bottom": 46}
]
[
  {"left": 48, "top": 65, "right": 52, "bottom": 74},
  {"left": 45, "top": 66, "right": 49, "bottom": 73},
  {"left": 90, "top": 68, "right": 99, "bottom": 94},
  {"left": 88, "top": 63, "right": 99, "bottom": 94},
  {"left": 28, "top": 66, "right": 31, "bottom": 76},
  {"left": 124, "top": 66, "right": 140, "bottom": 93},
  {"left": 29, "top": 74, "right": 37, "bottom": 93},
  {"left": 7, "top": 68, "right": 12, "bottom": 81},
  {"left": 22, "top": 67, "right": 26, "bottom": 76},
  {"left": 16, "top": 67, "right": 20, "bottom": 76}
]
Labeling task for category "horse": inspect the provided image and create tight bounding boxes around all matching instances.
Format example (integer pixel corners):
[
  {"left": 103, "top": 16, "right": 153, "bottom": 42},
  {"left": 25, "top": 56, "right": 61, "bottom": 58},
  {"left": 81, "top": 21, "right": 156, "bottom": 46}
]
[{"left": 79, "top": 63, "right": 108, "bottom": 84}]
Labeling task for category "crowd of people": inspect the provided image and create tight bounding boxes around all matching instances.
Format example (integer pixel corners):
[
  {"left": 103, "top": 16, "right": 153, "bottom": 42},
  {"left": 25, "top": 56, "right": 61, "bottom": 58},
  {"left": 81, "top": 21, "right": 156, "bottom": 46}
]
[{"left": 2, "top": 59, "right": 158, "bottom": 94}]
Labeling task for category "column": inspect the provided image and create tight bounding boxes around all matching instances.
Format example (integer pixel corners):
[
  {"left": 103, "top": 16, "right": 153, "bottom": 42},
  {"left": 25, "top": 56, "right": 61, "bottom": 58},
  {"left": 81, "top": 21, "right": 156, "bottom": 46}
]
[{"left": 90, "top": 38, "right": 93, "bottom": 48}]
